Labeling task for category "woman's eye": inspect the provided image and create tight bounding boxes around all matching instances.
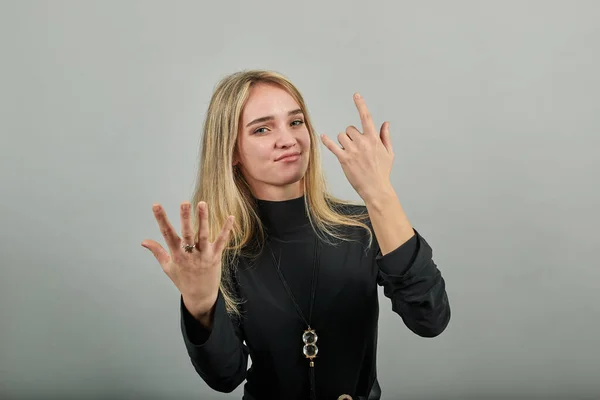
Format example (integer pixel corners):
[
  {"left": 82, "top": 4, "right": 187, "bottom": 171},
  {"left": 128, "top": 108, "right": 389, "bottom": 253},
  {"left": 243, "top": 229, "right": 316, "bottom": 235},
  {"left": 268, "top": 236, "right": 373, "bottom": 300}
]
[{"left": 253, "top": 120, "right": 303, "bottom": 134}]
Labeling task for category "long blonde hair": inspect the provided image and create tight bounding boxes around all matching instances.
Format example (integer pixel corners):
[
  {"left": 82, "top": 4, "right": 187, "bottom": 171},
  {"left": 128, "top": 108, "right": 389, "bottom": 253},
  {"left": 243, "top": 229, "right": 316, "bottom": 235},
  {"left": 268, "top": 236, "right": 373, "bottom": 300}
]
[{"left": 191, "top": 70, "right": 372, "bottom": 316}]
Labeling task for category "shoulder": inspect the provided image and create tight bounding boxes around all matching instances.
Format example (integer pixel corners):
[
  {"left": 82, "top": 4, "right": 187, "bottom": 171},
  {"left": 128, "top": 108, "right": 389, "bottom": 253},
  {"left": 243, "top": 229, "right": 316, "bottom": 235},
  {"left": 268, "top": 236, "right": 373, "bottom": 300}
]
[
  {"left": 327, "top": 198, "right": 371, "bottom": 226},
  {"left": 322, "top": 198, "right": 374, "bottom": 244},
  {"left": 327, "top": 197, "right": 367, "bottom": 216}
]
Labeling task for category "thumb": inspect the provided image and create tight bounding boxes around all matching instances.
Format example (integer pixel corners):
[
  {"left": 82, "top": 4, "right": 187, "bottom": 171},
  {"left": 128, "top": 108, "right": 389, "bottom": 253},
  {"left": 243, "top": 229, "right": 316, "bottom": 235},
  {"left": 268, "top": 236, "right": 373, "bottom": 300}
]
[
  {"left": 141, "top": 239, "right": 171, "bottom": 267},
  {"left": 379, "top": 121, "right": 393, "bottom": 154}
]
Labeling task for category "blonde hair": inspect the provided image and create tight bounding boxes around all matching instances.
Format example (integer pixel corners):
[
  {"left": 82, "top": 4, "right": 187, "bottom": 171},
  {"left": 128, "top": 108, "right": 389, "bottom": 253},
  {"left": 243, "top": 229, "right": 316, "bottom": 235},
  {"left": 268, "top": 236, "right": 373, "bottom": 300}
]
[{"left": 191, "top": 70, "right": 373, "bottom": 316}]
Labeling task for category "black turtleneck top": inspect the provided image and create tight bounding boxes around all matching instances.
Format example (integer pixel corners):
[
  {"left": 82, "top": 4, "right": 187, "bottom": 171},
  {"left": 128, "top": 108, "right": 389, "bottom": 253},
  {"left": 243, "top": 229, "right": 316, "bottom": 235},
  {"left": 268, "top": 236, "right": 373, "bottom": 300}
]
[{"left": 180, "top": 196, "right": 450, "bottom": 400}]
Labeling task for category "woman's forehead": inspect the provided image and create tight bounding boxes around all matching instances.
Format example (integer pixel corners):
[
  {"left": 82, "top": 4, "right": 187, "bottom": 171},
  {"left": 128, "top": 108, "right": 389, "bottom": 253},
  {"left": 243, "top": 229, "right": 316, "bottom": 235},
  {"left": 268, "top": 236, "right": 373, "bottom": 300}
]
[{"left": 242, "top": 83, "right": 301, "bottom": 122}]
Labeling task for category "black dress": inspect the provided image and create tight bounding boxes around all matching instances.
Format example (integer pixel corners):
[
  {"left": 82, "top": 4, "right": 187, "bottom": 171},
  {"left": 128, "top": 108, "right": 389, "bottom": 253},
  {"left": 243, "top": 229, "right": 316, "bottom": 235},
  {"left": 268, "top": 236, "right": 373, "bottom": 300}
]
[{"left": 180, "top": 195, "right": 450, "bottom": 400}]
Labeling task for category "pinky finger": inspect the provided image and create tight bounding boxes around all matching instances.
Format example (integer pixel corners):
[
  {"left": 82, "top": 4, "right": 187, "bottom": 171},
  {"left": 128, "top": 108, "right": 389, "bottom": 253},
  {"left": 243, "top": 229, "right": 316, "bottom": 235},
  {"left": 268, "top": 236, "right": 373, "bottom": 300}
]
[{"left": 213, "top": 216, "right": 235, "bottom": 254}]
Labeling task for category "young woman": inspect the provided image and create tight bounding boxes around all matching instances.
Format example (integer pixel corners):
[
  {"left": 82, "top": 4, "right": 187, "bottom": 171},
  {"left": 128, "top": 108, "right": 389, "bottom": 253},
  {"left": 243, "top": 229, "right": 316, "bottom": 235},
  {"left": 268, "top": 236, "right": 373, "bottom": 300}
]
[{"left": 141, "top": 70, "right": 450, "bottom": 400}]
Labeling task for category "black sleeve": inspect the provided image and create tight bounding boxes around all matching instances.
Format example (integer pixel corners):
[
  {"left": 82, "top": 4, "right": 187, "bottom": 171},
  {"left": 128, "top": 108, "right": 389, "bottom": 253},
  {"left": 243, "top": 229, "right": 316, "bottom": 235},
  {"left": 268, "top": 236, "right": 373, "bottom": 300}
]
[
  {"left": 375, "top": 229, "right": 451, "bottom": 337},
  {"left": 180, "top": 290, "right": 249, "bottom": 393}
]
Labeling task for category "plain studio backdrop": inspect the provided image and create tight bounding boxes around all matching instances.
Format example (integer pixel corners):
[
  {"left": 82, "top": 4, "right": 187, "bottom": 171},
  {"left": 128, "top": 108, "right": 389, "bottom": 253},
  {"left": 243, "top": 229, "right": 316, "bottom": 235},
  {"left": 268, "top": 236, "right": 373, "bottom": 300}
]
[{"left": 1, "top": 1, "right": 599, "bottom": 399}]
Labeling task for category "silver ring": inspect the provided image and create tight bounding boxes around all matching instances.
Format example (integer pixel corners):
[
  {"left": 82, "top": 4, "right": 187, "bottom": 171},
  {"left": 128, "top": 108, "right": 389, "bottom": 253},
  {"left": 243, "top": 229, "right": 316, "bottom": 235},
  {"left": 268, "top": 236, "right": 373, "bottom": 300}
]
[{"left": 182, "top": 243, "right": 195, "bottom": 253}]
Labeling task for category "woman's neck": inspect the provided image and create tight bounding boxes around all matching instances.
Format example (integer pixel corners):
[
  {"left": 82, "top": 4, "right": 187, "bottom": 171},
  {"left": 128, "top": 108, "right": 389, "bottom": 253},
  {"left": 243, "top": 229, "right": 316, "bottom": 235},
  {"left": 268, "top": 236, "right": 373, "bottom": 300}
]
[
  {"left": 250, "top": 180, "right": 304, "bottom": 202},
  {"left": 255, "top": 194, "right": 310, "bottom": 238}
]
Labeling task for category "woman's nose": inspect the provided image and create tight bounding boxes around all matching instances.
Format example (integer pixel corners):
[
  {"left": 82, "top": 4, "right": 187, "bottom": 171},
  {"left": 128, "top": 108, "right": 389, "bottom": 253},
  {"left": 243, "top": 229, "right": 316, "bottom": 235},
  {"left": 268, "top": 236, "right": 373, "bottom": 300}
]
[{"left": 276, "top": 127, "right": 297, "bottom": 148}]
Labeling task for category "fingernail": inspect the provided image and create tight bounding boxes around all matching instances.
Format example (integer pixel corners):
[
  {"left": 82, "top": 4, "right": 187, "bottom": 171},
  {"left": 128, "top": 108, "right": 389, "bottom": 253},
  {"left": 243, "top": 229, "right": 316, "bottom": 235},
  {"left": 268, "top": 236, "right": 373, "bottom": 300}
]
[
  {"left": 152, "top": 205, "right": 160, "bottom": 212},
  {"left": 354, "top": 93, "right": 361, "bottom": 99}
]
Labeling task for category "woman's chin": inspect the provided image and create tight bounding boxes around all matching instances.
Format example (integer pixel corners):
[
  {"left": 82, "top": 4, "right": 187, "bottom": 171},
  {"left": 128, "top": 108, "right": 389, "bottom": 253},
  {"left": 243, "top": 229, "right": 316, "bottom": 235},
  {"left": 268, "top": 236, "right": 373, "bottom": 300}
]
[{"left": 281, "top": 167, "right": 308, "bottom": 184}]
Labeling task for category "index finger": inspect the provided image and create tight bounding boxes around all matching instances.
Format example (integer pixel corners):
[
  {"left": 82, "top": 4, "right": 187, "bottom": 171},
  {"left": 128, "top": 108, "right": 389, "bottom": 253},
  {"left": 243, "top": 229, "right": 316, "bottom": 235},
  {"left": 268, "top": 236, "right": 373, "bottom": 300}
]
[{"left": 353, "top": 93, "right": 376, "bottom": 136}]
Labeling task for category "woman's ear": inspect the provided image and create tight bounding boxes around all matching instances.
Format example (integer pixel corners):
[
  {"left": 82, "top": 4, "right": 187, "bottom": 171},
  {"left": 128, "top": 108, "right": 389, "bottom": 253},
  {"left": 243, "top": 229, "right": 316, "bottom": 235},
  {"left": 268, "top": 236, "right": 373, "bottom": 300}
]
[{"left": 232, "top": 147, "right": 241, "bottom": 167}]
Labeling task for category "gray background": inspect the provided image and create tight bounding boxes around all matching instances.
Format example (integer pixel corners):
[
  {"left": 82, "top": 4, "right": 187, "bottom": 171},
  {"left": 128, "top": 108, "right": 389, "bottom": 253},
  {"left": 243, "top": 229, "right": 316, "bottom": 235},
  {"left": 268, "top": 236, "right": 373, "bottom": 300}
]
[{"left": 1, "top": 1, "right": 599, "bottom": 399}]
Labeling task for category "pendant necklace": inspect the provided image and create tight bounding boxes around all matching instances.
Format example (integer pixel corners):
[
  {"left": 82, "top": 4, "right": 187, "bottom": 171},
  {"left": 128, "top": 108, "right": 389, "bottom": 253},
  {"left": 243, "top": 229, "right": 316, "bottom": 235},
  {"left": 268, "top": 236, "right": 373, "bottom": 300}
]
[{"left": 271, "top": 236, "right": 320, "bottom": 400}]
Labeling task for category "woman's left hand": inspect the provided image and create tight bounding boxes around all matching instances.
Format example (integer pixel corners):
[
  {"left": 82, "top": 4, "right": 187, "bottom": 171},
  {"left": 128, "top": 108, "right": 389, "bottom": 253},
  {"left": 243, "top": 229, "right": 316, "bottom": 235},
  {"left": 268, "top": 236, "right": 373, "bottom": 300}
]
[{"left": 320, "top": 93, "right": 395, "bottom": 202}]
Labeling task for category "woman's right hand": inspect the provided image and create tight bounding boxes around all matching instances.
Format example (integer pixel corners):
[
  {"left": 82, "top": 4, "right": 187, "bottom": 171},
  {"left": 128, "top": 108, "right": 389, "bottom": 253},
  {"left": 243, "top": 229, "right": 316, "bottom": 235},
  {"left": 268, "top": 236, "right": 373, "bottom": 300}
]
[{"left": 141, "top": 201, "right": 234, "bottom": 320}]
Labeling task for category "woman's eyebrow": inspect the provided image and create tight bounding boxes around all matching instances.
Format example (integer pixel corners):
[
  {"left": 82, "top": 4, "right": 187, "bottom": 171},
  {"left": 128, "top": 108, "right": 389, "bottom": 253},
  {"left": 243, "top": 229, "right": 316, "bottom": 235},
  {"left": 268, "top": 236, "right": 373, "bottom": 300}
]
[{"left": 245, "top": 109, "right": 303, "bottom": 128}]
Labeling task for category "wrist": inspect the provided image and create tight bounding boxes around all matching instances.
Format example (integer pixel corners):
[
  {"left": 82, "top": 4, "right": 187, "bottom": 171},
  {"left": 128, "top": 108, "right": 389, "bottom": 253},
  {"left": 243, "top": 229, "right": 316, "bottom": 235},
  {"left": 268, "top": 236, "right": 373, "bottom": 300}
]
[
  {"left": 183, "top": 293, "right": 218, "bottom": 320},
  {"left": 362, "top": 184, "right": 396, "bottom": 210}
]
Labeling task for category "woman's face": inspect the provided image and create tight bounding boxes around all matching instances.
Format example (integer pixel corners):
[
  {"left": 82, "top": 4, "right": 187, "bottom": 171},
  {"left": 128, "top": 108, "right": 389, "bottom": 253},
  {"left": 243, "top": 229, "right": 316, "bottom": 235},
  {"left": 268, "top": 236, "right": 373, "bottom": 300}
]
[{"left": 234, "top": 82, "right": 311, "bottom": 201}]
